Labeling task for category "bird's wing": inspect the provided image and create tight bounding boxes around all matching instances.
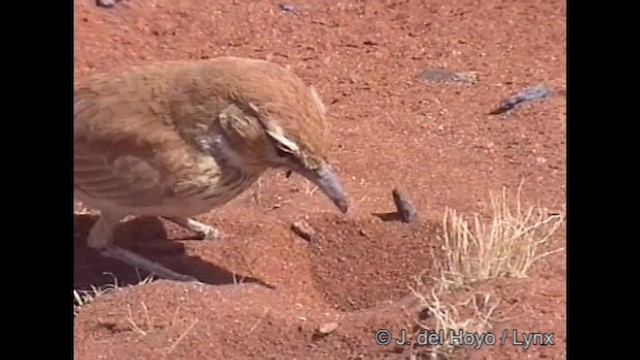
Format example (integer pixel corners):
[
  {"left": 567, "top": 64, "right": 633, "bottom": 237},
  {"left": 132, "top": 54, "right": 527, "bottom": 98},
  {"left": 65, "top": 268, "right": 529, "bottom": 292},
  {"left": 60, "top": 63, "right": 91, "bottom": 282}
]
[
  {"left": 73, "top": 86, "right": 211, "bottom": 208},
  {"left": 74, "top": 147, "right": 166, "bottom": 207}
]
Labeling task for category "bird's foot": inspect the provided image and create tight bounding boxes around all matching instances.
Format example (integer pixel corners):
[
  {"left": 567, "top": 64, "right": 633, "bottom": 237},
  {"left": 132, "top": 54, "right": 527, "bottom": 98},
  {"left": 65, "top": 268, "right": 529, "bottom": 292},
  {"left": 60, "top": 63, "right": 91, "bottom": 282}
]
[{"left": 162, "top": 216, "right": 222, "bottom": 241}]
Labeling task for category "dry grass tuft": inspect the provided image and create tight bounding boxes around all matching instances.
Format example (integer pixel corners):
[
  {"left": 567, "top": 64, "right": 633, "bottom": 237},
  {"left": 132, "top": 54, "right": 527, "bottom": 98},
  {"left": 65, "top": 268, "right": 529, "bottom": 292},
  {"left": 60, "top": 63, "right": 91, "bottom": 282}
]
[
  {"left": 409, "top": 282, "right": 501, "bottom": 359},
  {"left": 73, "top": 284, "right": 113, "bottom": 316},
  {"left": 73, "top": 273, "right": 155, "bottom": 316},
  {"left": 126, "top": 301, "right": 154, "bottom": 336},
  {"left": 409, "top": 180, "right": 565, "bottom": 359},
  {"left": 439, "top": 180, "right": 564, "bottom": 287}
]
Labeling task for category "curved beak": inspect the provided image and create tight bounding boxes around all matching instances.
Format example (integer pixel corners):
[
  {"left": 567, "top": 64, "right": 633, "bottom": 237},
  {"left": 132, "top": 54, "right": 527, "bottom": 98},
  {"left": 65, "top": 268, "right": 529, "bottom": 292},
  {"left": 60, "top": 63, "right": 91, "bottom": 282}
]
[{"left": 299, "top": 164, "right": 349, "bottom": 213}]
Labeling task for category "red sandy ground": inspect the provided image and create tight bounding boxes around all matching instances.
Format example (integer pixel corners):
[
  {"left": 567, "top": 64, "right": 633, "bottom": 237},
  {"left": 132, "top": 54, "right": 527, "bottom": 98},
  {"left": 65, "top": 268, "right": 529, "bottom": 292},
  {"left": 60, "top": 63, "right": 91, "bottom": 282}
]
[{"left": 73, "top": 0, "right": 566, "bottom": 359}]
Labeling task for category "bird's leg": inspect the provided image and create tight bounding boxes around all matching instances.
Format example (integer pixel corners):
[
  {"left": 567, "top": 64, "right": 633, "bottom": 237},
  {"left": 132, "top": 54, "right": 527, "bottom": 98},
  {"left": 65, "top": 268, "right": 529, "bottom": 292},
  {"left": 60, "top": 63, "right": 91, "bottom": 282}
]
[
  {"left": 162, "top": 216, "right": 221, "bottom": 240},
  {"left": 100, "top": 247, "right": 199, "bottom": 283},
  {"left": 87, "top": 212, "right": 200, "bottom": 283}
]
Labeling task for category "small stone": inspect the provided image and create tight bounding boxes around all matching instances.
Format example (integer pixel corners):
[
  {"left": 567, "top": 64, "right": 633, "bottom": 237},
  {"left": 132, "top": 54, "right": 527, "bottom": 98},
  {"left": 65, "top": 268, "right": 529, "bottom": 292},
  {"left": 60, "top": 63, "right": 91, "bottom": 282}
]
[
  {"left": 490, "top": 84, "right": 552, "bottom": 115},
  {"left": 392, "top": 189, "right": 418, "bottom": 223},
  {"left": 418, "top": 69, "right": 478, "bottom": 84},
  {"left": 96, "top": 0, "right": 116, "bottom": 8},
  {"left": 317, "top": 322, "right": 339, "bottom": 334},
  {"left": 291, "top": 220, "right": 315, "bottom": 241},
  {"left": 279, "top": 4, "right": 301, "bottom": 15}
]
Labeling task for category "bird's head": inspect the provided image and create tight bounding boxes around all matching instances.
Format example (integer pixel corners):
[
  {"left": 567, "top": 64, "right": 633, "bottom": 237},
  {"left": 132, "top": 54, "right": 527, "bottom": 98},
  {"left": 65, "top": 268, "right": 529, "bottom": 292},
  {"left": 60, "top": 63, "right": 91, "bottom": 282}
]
[
  {"left": 213, "top": 58, "right": 349, "bottom": 213},
  {"left": 255, "top": 90, "right": 349, "bottom": 214}
]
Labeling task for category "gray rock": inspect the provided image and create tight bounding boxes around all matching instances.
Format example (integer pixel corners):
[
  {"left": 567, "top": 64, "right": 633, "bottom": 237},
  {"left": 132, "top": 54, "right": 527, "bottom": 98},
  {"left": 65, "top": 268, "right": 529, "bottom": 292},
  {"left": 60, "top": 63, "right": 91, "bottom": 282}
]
[
  {"left": 490, "top": 84, "right": 551, "bottom": 115},
  {"left": 418, "top": 69, "right": 478, "bottom": 84}
]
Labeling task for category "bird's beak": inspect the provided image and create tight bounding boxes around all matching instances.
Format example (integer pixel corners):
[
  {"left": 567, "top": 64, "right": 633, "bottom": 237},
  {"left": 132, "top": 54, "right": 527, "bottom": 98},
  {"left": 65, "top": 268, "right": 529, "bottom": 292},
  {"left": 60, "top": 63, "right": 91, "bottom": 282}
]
[{"left": 299, "top": 164, "right": 349, "bottom": 213}]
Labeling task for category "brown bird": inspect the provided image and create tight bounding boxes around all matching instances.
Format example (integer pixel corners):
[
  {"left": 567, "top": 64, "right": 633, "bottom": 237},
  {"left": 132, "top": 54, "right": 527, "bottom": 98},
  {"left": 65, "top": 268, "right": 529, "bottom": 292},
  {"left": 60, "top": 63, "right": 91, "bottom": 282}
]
[{"left": 74, "top": 56, "right": 349, "bottom": 282}]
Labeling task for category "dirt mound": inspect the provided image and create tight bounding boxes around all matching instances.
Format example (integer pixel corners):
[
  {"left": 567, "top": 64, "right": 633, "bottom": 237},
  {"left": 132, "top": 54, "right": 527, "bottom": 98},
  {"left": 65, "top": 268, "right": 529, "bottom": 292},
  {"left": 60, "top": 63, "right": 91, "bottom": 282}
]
[{"left": 307, "top": 214, "right": 442, "bottom": 311}]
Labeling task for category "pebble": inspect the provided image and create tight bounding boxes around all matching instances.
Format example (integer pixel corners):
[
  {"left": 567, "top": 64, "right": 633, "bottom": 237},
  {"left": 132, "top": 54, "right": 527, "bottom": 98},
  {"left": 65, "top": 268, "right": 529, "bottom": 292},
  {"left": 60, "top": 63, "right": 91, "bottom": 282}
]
[
  {"left": 96, "top": 0, "right": 117, "bottom": 8},
  {"left": 291, "top": 220, "right": 315, "bottom": 242},
  {"left": 490, "top": 84, "right": 551, "bottom": 115}
]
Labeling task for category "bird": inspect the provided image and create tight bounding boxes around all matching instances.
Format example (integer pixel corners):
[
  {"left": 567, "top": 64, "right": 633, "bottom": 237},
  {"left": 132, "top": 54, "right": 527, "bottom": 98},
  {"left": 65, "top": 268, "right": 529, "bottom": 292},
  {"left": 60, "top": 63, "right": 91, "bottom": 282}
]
[{"left": 74, "top": 56, "right": 349, "bottom": 283}]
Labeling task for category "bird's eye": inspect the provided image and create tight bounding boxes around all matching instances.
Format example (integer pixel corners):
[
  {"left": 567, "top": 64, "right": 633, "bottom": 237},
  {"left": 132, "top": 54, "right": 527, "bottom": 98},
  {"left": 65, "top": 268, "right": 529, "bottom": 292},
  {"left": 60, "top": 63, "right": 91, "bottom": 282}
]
[{"left": 275, "top": 146, "right": 292, "bottom": 158}]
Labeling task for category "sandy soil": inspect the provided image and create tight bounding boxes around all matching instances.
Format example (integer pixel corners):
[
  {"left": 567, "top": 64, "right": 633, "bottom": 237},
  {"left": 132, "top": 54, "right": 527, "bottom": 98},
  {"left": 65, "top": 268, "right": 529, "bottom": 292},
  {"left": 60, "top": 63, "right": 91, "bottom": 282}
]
[{"left": 74, "top": 0, "right": 566, "bottom": 359}]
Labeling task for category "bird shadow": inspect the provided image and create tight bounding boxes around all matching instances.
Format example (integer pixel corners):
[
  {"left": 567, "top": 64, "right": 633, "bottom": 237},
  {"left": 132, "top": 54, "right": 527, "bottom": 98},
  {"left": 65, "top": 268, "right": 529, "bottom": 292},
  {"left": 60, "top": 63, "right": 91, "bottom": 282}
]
[{"left": 73, "top": 213, "right": 274, "bottom": 291}]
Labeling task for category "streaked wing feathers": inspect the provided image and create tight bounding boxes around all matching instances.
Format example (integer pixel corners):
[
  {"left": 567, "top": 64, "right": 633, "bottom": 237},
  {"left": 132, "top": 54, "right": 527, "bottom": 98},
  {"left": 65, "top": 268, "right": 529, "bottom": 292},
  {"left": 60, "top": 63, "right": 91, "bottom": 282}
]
[{"left": 74, "top": 84, "right": 212, "bottom": 208}]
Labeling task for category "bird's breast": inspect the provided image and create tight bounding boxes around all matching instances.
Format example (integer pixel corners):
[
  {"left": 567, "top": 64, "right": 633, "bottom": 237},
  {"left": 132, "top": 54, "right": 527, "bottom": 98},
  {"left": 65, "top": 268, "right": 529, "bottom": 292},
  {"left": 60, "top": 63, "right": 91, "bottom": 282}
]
[
  {"left": 195, "top": 168, "right": 260, "bottom": 208},
  {"left": 152, "top": 140, "right": 263, "bottom": 217}
]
